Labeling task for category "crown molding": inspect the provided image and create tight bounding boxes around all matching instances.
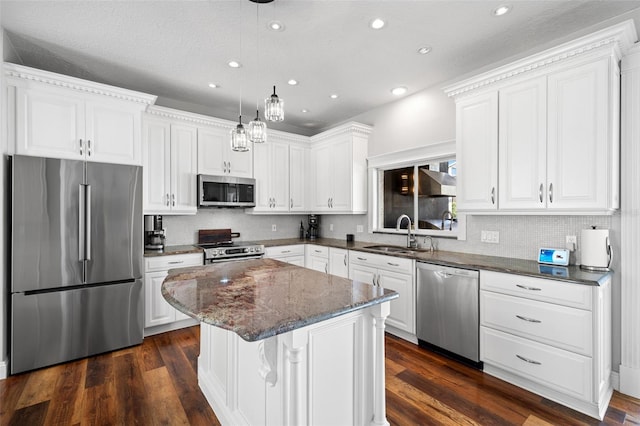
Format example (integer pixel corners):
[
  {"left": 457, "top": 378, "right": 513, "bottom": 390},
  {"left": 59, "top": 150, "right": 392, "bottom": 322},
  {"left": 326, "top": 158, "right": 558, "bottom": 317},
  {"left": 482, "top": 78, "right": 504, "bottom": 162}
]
[
  {"left": 367, "top": 140, "right": 455, "bottom": 169},
  {"left": 3, "top": 62, "right": 157, "bottom": 105},
  {"left": 310, "top": 121, "right": 373, "bottom": 143},
  {"left": 443, "top": 20, "right": 637, "bottom": 98},
  {"left": 146, "top": 105, "right": 235, "bottom": 129}
]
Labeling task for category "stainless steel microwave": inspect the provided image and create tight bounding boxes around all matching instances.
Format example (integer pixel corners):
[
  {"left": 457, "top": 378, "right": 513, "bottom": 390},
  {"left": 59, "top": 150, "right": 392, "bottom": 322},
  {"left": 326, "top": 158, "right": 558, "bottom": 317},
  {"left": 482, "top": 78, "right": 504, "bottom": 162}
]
[{"left": 198, "top": 175, "right": 256, "bottom": 208}]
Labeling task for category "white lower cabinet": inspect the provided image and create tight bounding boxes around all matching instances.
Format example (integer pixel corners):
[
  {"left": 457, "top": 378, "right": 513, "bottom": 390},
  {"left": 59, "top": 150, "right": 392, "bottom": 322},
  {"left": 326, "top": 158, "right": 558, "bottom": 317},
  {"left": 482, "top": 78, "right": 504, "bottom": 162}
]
[
  {"left": 480, "top": 270, "right": 612, "bottom": 420},
  {"left": 329, "top": 248, "right": 349, "bottom": 278},
  {"left": 144, "top": 253, "right": 202, "bottom": 334},
  {"left": 305, "top": 245, "right": 329, "bottom": 273},
  {"left": 349, "top": 251, "right": 415, "bottom": 337},
  {"left": 265, "top": 245, "right": 305, "bottom": 266}
]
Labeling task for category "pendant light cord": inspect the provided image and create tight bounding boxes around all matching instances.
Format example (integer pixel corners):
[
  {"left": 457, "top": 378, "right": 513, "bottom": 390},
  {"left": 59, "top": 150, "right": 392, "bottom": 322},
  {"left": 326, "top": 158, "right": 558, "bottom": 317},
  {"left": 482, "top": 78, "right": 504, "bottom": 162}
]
[{"left": 255, "top": 2, "right": 260, "bottom": 115}]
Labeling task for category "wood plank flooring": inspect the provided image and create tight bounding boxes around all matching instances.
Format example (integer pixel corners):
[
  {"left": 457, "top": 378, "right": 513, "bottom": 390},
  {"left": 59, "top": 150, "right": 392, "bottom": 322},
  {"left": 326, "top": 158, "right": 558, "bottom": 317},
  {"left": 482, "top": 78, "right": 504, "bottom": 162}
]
[{"left": 1, "top": 326, "right": 638, "bottom": 425}]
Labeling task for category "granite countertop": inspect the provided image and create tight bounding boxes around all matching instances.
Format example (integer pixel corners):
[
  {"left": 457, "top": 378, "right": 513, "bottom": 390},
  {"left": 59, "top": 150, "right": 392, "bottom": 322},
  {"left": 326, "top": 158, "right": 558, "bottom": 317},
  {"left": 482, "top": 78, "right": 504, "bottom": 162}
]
[
  {"left": 261, "top": 238, "right": 611, "bottom": 286},
  {"left": 144, "top": 245, "right": 203, "bottom": 257},
  {"left": 161, "top": 258, "right": 398, "bottom": 341}
]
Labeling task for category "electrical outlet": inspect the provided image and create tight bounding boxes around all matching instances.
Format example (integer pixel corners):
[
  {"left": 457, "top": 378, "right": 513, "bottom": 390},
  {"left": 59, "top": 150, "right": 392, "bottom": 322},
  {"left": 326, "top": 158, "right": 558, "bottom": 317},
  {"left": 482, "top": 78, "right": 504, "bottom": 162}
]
[
  {"left": 481, "top": 230, "right": 499, "bottom": 244},
  {"left": 329, "top": 223, "right": 334, "bottom": 231},
  {"left": 272, "top": 224, "right": 277, "bottom": 232},
  {"left": 357, "top": 225, "right": 364, "bottom": 233},
  {"left": 566, "top": 235, "right": 577, "bottom": 251}
]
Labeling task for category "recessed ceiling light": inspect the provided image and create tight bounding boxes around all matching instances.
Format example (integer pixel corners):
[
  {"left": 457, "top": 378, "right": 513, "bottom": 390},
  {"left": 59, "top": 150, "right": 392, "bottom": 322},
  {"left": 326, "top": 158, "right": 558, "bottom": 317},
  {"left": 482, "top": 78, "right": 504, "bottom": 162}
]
[
  {"left": 288, "top": 79, "right": 298, "bottom": 86},
  {"left": 492, "top": 5, "right": 511, "bottom": 16},
  {"left": 391, "top": 86, "right": 407, "bottom": 96},
  {"left": 417, "top": 46, "right": 432, "bottom": 55},
  {"left": 268, "top": 20, "right": 285, "bottom": 31},
  {"left": 208, "top": 83, "right": 219, "bottom": 89},
  {"left": 330, "top": 94, "right": 339, "bottom": 99},
  {"left": 228, "top": 60, "right": 241, "bottom": 68},
  {"left": 370, "top": 18, "right": 385, "bottom": 30},
  {"left": 301, "top": 109, "right": 309, "bottom": 113}
]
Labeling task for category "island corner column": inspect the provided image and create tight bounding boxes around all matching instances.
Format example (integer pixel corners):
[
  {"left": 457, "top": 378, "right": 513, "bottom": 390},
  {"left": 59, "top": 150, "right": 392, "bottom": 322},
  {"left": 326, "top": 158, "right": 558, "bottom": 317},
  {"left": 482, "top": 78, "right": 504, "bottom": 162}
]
[{"left": 371, "top": 301, "right": 391, "bottom": 426}]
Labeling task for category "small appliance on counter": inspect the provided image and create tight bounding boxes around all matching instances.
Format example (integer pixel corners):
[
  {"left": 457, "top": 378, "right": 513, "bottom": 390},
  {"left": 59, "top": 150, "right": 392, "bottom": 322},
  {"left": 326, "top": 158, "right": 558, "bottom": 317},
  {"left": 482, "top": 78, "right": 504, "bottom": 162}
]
[
  {"left": 580, "top": 227, "right": 612, "bottom": 271},
  {"left": 144, "top": 215, "right": 166, "bottom": 251},
  {"left": 308, "top": 214, "right": 319, "bottom": 240}
]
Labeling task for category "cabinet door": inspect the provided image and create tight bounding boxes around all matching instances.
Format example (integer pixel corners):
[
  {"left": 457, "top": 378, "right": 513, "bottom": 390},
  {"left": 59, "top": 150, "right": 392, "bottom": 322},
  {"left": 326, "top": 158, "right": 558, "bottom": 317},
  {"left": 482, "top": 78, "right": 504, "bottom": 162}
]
[
  {"left": 145, "top": 270, "right": 176, "bottom": 327},
  {"left": 499, "top": 77, "right": 547, "bottom": 210},
  {"left": 285, "top": 256, "right": 306, "bottom": 267},
  {"left": 330, "top": 139, "right": 352, "bottom": 211},
  {"left": 270, "top": 141, "right": 290, "bottom": 212},
  {"left": 456, "top": 92, "right": 498, "bottom": 210},
  {"left": 170, "top": 124, "right": 198, "bottom": 214},
  {"left": 197, "top": 126, "right": 227, "bottom": 176},
  {"left": 227, "top": 141, "right": 253, "bottom": 178},
  {"left": 378, "top": 269, "right": 415, "bottom": 333},
  {"left": 308, "top": 256, "right": 329, "bottom": 274},
  {"left": 252, "top": 142, "right": 272, "bottom": 211},
  {"left": 329, "top": 248, "right": 349, "bottom": 278},
  {"left": 311, "top": 144, "right": 333, "bottom": 212},
  {"left": 143, "top": 118, "right": 171, "bottom": 213},
  {"left": 289, "top": 144, "right": 307, "bottom": 212},
  {"left": 85, "top": 98, "right": 141, "bottom": 165},
  {"left": 348, "top": 264, "right": 377, "bottom": 287},
  {"left": 547, "top": 58, "right": 610, "bottom": 210},
  {"left": 15, "top": 86, "right": 85, "bottom": 160}
]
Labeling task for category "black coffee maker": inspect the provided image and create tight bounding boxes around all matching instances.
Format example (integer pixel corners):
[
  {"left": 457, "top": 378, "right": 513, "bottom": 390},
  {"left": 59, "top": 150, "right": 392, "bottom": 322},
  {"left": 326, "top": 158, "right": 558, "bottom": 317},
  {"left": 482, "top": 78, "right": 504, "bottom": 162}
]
[
  {"left": 308, "top": 214, "right": 319, "bottom": 240},
  {"left": 144, "top": 215, "right": 165, "bottom": 250}
]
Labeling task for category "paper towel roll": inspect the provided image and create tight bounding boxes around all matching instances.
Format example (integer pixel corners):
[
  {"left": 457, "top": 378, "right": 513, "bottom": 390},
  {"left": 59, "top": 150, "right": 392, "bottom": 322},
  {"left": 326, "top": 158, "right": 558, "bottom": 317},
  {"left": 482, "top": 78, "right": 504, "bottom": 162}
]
[{"left": 581, "top": 228, "right": 612, "bottom": 271}]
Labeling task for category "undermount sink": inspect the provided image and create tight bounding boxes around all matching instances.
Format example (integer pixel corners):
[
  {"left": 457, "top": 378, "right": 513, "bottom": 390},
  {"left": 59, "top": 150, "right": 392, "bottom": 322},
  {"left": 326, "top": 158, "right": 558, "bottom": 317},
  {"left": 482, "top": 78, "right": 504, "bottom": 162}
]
[{"left": 363, "top": 245, "right": 415, "bottom": 254}]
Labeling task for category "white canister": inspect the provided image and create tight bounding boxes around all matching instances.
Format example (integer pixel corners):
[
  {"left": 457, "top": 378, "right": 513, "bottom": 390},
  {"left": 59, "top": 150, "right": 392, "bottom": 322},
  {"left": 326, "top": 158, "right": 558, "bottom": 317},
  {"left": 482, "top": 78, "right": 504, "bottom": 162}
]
[{"left": 580, "top": 227, "right": 612, "bottom": 271}]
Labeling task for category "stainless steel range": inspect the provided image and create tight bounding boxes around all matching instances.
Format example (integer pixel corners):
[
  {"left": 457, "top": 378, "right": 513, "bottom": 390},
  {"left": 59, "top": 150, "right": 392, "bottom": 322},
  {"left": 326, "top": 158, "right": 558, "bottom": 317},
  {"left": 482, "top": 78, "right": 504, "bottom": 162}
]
[{"left": 197, "top": 229, "right": 264, "bottom": 263}]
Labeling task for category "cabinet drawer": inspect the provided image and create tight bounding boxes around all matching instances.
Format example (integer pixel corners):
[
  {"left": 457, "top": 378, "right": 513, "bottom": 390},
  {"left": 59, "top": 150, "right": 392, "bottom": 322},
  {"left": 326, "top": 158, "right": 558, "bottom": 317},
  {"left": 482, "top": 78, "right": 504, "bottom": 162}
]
[
  {"left": 265, "top": 245, "right": 305, "bottom": 257},
  {"left": 480, "top": 270, "right": 592, "bottom": 310},
  {"left": 306, "top": 245, "right": 329, "bottom": 258},
  {"left": 349, "top": 251, "right": 413, "bottom": 273},
  {"left": 481, "top": 291, "right": 592, "bottom": 356},
  {"left": 145, "top": 253, "right": 203, "bottom": 272},
  {"left": 481, "top": 327, "right": 592, "bottom": 402}
]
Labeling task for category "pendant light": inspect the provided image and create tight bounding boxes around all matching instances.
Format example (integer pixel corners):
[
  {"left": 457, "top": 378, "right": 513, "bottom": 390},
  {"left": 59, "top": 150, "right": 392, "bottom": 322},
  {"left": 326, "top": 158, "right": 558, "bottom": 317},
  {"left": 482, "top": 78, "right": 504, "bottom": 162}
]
[
  {"left": 265, "top": 85, "right": 284, "bottom": 122},
  {"left": 231, "top": 1, "right": 249, "bottom": 152},
  {"left": 248, "top": 0, "right": 267, "bottom": 143}
]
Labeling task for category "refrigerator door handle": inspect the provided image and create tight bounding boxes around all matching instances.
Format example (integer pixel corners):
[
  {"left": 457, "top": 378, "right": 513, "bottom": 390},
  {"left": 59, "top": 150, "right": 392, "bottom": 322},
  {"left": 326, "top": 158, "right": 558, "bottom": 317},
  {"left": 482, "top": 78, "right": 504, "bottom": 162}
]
[
  {"left": 86, "top": 184, "right": 92, "bottom": 261},
  {"left": 79, "top": 184, "right": 86, "bottom": 261}
]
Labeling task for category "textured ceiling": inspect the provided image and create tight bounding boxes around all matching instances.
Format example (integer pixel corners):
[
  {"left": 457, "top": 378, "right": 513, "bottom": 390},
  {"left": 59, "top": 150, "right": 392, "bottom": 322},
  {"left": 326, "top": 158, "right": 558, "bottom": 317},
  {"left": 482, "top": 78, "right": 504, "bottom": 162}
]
[{"left": 3, "top": 1, "right": 640, "bottom": 135}]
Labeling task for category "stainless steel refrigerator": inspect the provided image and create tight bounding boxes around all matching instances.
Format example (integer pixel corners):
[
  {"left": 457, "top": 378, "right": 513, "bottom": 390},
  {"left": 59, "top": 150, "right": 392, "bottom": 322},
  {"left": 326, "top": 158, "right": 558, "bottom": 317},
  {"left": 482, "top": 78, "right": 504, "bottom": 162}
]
[{"left": 10, "top": 155, "right": 143, "bottom": 374}]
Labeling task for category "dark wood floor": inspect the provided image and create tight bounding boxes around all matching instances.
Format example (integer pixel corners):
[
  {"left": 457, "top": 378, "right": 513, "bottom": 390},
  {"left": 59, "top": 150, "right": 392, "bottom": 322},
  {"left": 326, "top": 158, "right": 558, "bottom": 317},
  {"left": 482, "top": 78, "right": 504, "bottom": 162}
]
[{"left": 1, "top": 326, "right": 638, "bottom": 425}]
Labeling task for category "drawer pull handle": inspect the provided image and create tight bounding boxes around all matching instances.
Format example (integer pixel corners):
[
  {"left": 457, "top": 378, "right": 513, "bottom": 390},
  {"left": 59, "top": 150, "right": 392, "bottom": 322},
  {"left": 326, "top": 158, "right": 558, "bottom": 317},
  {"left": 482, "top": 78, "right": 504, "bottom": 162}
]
[
  {"left": 168, "top": 261, "right": 184, "bottom": 265},
  {"left": 314, "top": 250, "right": 322, "bottom": 253},
  {"left": 387, "top": 262, "right": 400, "bottom": 267},
  {"left": 516, "top": 315, "right": 542, "bottom": 323},
  {"left": 281, "top": 250, "right": 291, "bottom": 254},
  {"left": 516, "top": 354, "right": 542, "bottom": 365},
  {"left": 357, "top": 257, "right": 367, "bottom": 261},
  {"left": 516, "top": 284, "right": 542, "bottom": 291}
]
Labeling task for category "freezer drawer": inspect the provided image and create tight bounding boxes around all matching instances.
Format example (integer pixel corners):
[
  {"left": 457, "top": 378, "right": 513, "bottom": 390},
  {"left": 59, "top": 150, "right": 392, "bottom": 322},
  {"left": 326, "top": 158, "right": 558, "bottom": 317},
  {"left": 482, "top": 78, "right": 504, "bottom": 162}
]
[{"left": 10, "top": 280, "right": 143, "bottom": 374}]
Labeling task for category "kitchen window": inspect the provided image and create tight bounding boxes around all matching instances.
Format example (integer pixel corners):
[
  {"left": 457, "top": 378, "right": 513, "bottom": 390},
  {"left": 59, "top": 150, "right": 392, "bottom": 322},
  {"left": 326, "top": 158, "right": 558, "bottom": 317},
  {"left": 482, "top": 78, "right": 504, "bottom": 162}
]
[{"left": 368, "top": 141, "right": 465, "bottom": 239}]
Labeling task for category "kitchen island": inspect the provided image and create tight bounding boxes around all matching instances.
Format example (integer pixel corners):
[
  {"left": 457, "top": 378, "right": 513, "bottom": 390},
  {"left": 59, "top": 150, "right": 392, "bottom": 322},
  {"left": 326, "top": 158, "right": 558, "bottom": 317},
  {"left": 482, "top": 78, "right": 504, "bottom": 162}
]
[{"left": 162, "top": 258, "right": 398, "bottom": 426}]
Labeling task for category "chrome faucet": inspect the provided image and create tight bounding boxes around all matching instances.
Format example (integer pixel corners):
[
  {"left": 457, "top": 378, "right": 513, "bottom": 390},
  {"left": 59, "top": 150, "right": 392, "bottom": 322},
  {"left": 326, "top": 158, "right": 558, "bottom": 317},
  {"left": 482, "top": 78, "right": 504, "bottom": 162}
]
[
  {"left": 441, "top": 210, "right": 453, "bottom": 231},
  {"left": 396, "top": 214, "right": 416, "bottom": 248}
]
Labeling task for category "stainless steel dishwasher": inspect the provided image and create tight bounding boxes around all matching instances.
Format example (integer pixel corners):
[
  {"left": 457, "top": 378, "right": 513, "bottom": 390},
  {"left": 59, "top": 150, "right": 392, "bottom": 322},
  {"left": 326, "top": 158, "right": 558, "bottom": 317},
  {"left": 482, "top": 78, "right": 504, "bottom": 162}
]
[{"left": 416, "top": 262, "right": 481, "bottom": 367}]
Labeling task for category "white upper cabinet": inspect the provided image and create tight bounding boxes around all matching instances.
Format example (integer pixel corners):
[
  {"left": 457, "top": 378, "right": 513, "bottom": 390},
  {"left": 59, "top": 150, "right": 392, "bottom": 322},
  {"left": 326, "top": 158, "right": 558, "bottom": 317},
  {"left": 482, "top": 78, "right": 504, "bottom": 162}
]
[
  {"left": 498, "top": 77, "right": 547, "bottom": 210},
  {"left": 546, "top": 58, "right": 613, "bottom": 211},
  {"left": 456, "top": 92, "right": 499, "bottom": 211},
  {"left": 142, "top": 111, "right": 197, "bottom": 215},
  {"left": 289, "top": 144, "right": 308, "bottom": 212},
  {"left": 253, "top": 139, "right": 290, "bottom": 212},
  {"left": 310, "top": 122, "right": 371, "bottom": 214},
  {"left": 444, "top": 21, "right": 634, "bottom": 214},
  {"left": 198, "top": 125, "right": 253, "bottom": 178},
  {"left": 6, "top": 63, "right": 156, "bottom": 165}
]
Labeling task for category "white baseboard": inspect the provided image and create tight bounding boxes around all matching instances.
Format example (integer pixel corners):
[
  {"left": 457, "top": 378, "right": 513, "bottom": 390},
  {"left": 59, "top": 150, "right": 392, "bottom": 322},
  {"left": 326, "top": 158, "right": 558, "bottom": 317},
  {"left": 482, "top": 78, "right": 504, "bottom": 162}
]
[
  {"left": 0, "top": 358, "right": 8, "bottom": 380},
  {"left": 619, "top": 364, "right": 640, "bottom": 399},
  {"left": 611, "top": 371, "right": 620, "bottom": 391}
]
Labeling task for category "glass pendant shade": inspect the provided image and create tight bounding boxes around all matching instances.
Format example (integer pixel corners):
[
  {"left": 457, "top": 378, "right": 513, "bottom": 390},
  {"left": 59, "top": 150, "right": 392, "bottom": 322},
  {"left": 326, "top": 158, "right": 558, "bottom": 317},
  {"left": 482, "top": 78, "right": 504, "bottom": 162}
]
[
  {"left": 230, "top": 116, "right": 249, "bottom": 152},
  {"left": 248, "top": 110, "right": 267, "bottom": 143},
  {"left": 265, "top": 85, "right": 284, "bottom": 122}
]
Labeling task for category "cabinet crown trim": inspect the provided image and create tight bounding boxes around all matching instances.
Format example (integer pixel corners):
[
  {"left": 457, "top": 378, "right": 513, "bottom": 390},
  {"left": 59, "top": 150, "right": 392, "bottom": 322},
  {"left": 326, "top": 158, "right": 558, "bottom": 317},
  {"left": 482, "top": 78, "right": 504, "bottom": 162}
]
[
  {"left": 443, "top": 20, "right": 637, "bottom": 98},
  {"left": 310, "top": 121, "right": 373, "bottom": 143},
  {"left": 4, "top": 62, "right": 157, "bottom": 105}
]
